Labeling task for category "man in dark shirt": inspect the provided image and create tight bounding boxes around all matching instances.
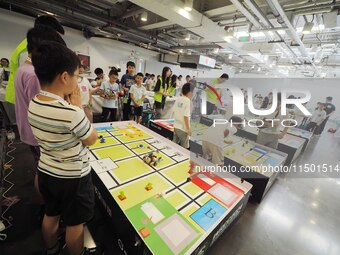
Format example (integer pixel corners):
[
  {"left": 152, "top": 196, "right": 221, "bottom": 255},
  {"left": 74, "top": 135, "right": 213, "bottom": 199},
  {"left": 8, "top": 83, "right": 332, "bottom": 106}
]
[
  {"left": 318, "top": 96, "right": 336, "bottom": 135},
  {"left": 120, "top": 61, "right": 136, "bottom": 120}
]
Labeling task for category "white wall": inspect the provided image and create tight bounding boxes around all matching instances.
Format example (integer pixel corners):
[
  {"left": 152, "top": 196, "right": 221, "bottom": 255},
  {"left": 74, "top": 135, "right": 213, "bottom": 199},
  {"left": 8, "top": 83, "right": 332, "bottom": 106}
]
[{"left": 0, "top": 8, "right": 234, "bottom": 79}]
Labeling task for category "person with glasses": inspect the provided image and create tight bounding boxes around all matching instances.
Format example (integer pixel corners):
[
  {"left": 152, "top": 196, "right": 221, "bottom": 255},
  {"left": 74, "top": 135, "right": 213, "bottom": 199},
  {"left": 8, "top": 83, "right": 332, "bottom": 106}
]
[
  {"left": 14, "top": 26, "right": 66, "bottom": 214},
  {"left": 28, "top": 41, "right": 98, "bottom": 255}
]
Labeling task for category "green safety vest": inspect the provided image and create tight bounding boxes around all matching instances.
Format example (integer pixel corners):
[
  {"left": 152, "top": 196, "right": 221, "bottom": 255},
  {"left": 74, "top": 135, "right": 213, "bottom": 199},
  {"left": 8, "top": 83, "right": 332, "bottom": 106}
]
[
  {"left": 154, "top": 77, "right": 165, "bottom": 103},
  {"left": 206, "top": 78, "right": 221, "bottom": 105},
  {"left": 6, "top": 38, "right": 28, "bottom": 104},
  {"left": 167, "top": 85, "right": 176, "bottom": 97}
]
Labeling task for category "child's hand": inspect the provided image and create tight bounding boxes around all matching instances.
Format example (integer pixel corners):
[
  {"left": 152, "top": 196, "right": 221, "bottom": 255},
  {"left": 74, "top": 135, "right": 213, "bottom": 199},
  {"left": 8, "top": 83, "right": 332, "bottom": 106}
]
[
  {"left": 134, "top": 103, "right": 140, "bottom": 107},
  {"left": 278, "top": 132, "right": 285, "bottom": 139},
  {"left": 187, "top": 128, "right": 192, "bottom": 136},
  {"left": 224, "top": 140, "right": 233, "bottom": 145},
  {"left": 69, "top": 87, "right": 82, "bottom": 108}
]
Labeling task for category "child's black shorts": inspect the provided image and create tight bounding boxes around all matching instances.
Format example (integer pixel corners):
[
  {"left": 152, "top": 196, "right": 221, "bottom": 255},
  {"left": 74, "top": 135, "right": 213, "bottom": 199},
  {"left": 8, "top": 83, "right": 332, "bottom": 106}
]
[
  {"left": 131, "top": 106, "right": 143, "bottom": 116},
  {"left": 38, "top": 171, "right": 95, "bottom": 226}
]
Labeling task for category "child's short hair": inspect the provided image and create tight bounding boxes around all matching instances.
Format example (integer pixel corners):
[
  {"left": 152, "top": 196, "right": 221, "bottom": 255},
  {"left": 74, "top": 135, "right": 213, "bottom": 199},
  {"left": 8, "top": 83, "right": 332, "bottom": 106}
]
[
  {"left": 136, "top": 72, "right": 144, "bottom": 78},
  {"left": 0, "top": 58, "right": 9, "bottom": 65},
  {"left": 94, "top": 68, "right": 103, "bottom": 75},
  {"left": 109, "top": 69, "right": 118, "bottom": 76},
  {"left": 229, "top": 116, "right": 243, "bottom": 123},
  {"left": 182, "top": 83, "right": 192, "bottom": 96},
  {"left": 126, "top": 61, "right": 135, "bottom": 68},
  {"left": 32, "top": 42, "right": 80, "bottom": 86},
  {"left": 27, "top": 25, "right": 66, "bottom": 53},
  {"left": 34, "top": 15, "right": 64, "bottom": 35}
]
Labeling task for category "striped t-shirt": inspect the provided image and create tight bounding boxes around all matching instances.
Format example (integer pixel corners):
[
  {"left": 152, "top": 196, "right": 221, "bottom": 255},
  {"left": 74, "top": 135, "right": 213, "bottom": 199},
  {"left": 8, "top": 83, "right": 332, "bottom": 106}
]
[{"left": 28, "top": 96, "right": 94, "bottom": 179}]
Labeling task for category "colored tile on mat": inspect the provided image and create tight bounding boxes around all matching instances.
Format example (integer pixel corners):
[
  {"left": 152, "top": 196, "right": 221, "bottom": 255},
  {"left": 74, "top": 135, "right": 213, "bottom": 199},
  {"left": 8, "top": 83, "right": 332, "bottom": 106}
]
[
  {"left": 165, "top": 190, "right": 190, "bottom": 209},
  {"left": 126, "top": 141, "right": 155, "bottom": 155},
  {"left": 180, "top": 182, "right": 204, "bottom": 198},
  {"left": 90, "top": 137, "right": 119, "bottom": 149},
  {"left": 190, "top": 199, "right": 227, "bottom": 231},
  {"left": 162, "top": 160, "right": 190, "bottom": 185},
  {"left": 111, "top": 157, "right": 154, "bottom": 184},
  {"left": 94, "top": 145, "right": 134, "bottom": 161},
  {"left": 111, "top": 173, "right": 173, "bottom": 210},
  {"left": 154, "top": 214, "right": 198, "bottom": 255}
]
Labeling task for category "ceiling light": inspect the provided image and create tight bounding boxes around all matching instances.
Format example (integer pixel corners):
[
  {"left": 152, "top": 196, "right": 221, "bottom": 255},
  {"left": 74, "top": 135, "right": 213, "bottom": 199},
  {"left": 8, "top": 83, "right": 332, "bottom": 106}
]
[
  {"left": 225, "top": 30, "right": 234, "bottom": 39},
  {"left": 302, "top": 22, "right": 314, "bottom": 34},
  {"left": 252, "top": 65, "right": 255, "bottom": 69},
  {"left": 269, "top": 64, "right": 273, "bottom": 68},
  {"left": 141, "top": 11, "right": 148, "bottom": 22},
  {"left": 179, "top": 49, "right": 184, "bottom": 53},
  {"left": 213, "top": 48, "right": 219, "bottom": 54},
  {"left": 228, "top": 54, "right": 233, "bottom": 59},
  {"left": 185, "top": 34, "right": 191, "bottom": 41},
  {"left": 184, "top": 0, "right": 193, "bottom": 12},
  {"left": 239, "top": 59, "right": 244, "bottom": 64},
  {"left": 319, "top": 24, "right": 325, "bottom": 30},
  {"left": 235, "top": 31, "right": 250, "bottom": 38},
  {"left": 250, "top": 32, "right": 265, "bottom": 38},
  {"left": 309, "top": 219, "right": 316, "bottom": 225},
  {"left": 311, "top": 202, "right": 318, "bottom": 208},
  {"left": 258, "top": 67, "right": 261, "bottom": 72}
]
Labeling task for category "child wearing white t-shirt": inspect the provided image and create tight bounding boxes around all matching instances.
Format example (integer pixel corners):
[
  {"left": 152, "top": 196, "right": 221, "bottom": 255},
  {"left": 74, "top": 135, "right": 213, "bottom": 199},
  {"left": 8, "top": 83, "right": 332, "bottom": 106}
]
[
  {"left": 100, "top": 69, "right": 120, "bottom": 122},
  {"left": 130, "top": 72, "right": 146, "bottom": 123},
  {"left": 78, "top": 65, "right": 93, "bottom": 122},
  {"left": 306, "top": 102, "right": 327, "bottom": 134},
  {"left": 172, "top": 83, "right": 192, "bottom": 149}
]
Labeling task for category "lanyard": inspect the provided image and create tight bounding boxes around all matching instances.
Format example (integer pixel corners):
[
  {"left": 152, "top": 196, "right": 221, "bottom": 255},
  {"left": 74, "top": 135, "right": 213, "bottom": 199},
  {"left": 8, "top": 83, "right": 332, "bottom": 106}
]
[{"left": 39, "top": 90, "right": 65, "bottom": 102}]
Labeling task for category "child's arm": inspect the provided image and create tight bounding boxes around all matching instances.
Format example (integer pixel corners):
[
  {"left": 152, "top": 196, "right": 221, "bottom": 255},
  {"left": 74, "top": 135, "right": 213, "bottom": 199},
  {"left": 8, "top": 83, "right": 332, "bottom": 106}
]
[
  {"left": 82, "top": 129, "right": 98, "bottom": 146},
  {"left": 184, "top": 116, "right": 191, "bottom": 135},
  {"left": 141, "top": 88, "right": 146, "bottom": 102},
  {"left": 130, "top": 91, "right": 139, "bottom": 107},
  {"left": 88, "top": 89, "right": 92, "bottom": 108}
]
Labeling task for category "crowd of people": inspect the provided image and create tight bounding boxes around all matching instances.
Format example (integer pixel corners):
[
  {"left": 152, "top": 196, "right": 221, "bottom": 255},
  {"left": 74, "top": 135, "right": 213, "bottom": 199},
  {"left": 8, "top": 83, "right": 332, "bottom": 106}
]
[
  {"left": 1, "top": 14, "right": 197, "bottom": 255},
  {"left": 1, "top": 12, "right": 338, "bottom": 255}
]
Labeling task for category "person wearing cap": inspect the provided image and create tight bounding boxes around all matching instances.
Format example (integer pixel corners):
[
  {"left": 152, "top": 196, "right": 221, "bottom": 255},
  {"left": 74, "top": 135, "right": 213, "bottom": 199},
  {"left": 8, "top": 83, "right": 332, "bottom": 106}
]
[
  {"left": 206, "top": 73, "right": 229, "bottom": 115},
  {"left": 5, "top": 15, "right": 64, "bottom": 104},
  {"left": 318, "top": 96, "right": 336, "bottom": 135}
]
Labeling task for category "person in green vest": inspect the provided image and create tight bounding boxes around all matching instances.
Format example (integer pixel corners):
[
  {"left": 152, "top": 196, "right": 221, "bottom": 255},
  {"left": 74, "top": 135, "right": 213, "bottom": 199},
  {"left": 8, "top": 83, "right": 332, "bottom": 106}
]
[
  {"left": 5, "top": 15, "right": 64, "bottom": 104},
  {"left": 167, "top": 74, "right": 178, "bottom": 97},
  {"left": 154, "top": 66, "right": 171, "bottom": 119},
  {"left": 206, "top": 73, "right": 229, "bottom": 115}
]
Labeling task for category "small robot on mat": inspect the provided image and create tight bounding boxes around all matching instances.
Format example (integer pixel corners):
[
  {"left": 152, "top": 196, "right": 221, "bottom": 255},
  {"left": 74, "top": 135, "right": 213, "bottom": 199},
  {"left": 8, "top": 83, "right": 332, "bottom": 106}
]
[{"left": 142, "top": 150, "right": 162, "bottom": 167}]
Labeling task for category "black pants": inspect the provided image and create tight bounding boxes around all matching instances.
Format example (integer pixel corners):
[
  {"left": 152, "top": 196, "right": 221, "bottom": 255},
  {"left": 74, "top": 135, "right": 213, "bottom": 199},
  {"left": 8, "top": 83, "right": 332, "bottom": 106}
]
[
  {"left": 306, "top": 122, "right": 317, "bottom": 133},
  {"left": 102, "top": 107, "right": 117, "bottom": 122},
  {"left": 318, "top": 117, "right": 329, "bottom": 134},
  {"left": 207, "top": 101, "right": 216, "bottom": 115},
  {"left": 123, "top": 101, "right": 131, "bottom": 121}
]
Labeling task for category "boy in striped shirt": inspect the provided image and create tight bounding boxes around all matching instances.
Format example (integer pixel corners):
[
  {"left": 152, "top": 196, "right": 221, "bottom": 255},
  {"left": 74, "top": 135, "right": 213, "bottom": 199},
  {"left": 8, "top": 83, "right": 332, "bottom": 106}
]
[{"left": 28, "top": 42, "right": 97, "bottom": 255}]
